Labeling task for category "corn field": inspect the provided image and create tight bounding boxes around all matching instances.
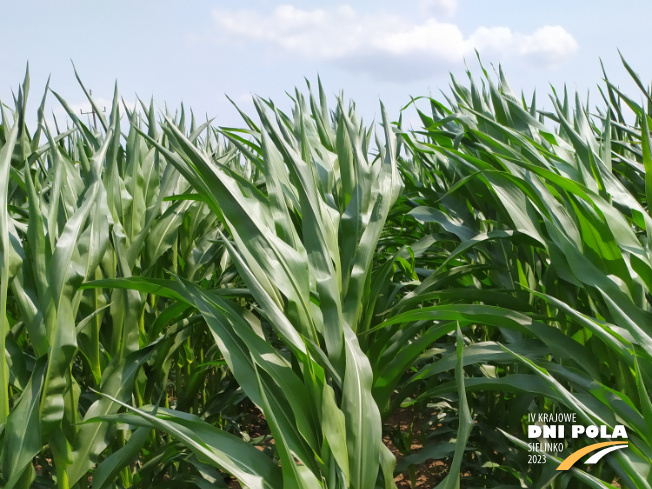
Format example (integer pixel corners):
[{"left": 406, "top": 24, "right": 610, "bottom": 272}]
[{"left": 1, "top": 58, "right": 651, "bottom": 488}]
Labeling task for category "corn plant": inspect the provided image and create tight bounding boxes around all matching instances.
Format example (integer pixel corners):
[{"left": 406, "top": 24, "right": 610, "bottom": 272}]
[
  {"left": 2, "top": 58, "right": 652, "bottom": 489},
  {"left": 0, "top": 69, "right": 251, "bottom": 488},
  {"left": 396, "top": 60, "right": 652, "bottom": 488}
]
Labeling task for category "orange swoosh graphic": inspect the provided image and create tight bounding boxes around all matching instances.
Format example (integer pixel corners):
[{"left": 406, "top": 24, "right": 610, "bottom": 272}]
[{"left": 557, "top": 441, "right": 628, "bottom": 471}]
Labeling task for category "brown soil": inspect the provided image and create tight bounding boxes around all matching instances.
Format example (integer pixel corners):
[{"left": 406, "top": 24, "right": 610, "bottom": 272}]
[
  {"left": 384, "top": 406, "right": 449, "bottom": 488},
  {"left": 225, "top": 404, "right": 449, "bottom": 488},
  {"left": 241, "top": 402, "right": 269, "bottom": 440}
]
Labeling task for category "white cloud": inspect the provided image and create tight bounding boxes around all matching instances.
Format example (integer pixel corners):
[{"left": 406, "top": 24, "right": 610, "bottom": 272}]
[
  {"left": 519, "top": 26, "right": 579, "bottom": 68},
  {"left": 419, "top": 0, "right": 458, "bottom": 17},
  {"left": 212, "top": 4, "right": 578, "bottom": 81}
]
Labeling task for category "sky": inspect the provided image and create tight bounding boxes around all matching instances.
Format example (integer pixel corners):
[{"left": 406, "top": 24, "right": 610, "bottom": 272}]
[{"left": 1, "top": 0, "right": 651, "bottom": 129}]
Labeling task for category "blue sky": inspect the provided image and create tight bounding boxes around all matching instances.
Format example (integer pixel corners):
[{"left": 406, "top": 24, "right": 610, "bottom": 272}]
[{"left": 1, "top": 0, "right": 651, "bottom": 128}]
